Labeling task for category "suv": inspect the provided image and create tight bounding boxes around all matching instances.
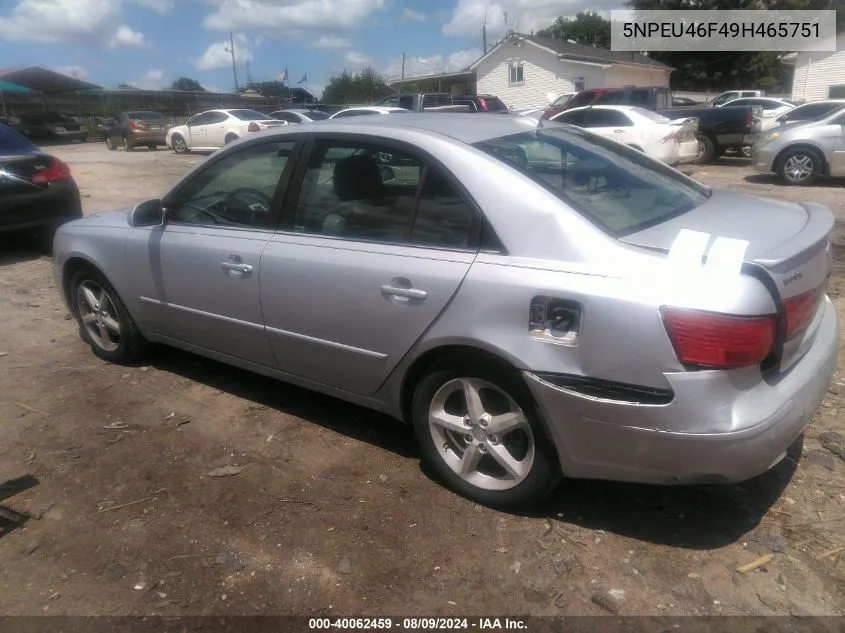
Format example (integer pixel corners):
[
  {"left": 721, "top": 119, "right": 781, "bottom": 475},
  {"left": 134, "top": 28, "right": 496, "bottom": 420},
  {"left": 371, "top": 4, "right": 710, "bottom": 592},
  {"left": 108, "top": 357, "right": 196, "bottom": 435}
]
[{"left": 105, "top": 111, "right": 171, "bottom": 151}]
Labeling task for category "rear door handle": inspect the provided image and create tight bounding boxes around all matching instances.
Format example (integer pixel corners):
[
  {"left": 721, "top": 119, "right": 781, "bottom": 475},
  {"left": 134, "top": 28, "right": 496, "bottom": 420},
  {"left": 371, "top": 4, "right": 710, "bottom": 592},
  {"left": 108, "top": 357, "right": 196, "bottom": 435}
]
[{"left": 380, "top": 285, "right": 427, "bottom": 300}]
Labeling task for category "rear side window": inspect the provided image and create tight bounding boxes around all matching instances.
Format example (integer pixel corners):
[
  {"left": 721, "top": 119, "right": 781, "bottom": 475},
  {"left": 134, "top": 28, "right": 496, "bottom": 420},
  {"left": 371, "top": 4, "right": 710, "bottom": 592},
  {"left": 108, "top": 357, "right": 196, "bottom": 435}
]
[
  {"left": 473, "top": 128, "right": 709, "bottom": 237},
  {"left": 592, "top": 91, "right": 626, "bottom": 105},
  {"left": 0, "top": 123, "right": 37, "bottom": 153},
  {"left": 566, "top": 91, "right": 598, "bottom": 108},
  {"left": 584, "top": 109, "right": 632, "bottom": 127},
  {"left": 552, "top": 109, "right": 587, "bottom": 125},
  {"left": 786, "top": 102, "right": 842, "bottom": 121}
]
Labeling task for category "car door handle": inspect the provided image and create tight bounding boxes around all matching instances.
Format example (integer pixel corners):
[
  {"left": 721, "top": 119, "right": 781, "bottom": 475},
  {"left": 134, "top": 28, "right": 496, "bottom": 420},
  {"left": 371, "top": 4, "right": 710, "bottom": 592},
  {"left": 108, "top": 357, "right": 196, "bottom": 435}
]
[
  {"left": 222, "top": 261, "right": 253, "bottom": 274},
  {"left": 380, "top": 284, "right": 427, "bottom": 300}
]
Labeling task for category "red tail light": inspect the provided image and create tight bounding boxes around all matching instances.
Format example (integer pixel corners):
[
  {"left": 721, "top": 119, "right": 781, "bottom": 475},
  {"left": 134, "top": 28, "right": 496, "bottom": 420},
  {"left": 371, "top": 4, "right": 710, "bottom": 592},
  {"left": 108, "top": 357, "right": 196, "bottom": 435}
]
[
  {"left": 32, "top": 158, "right": 71, "bottom": 185},
  {"left": 783, "top": 289, "right": 819, "bottom": 340},
  {"left": 746, "top": 109, "right": 753, "bottom": 127},
  {"left": 130, "top": 120, "right": 149, "bottom": 130},
  {"left": 662, "top": 130, "right": 680, "bottom": 144},
  {"left": 662, "top": 307, "right": 776, "bottom": 369},
  {"left": 248, "top": 122, "right": 260, "bottom": 132},
  {"left": 478, "top": 98, "right": 488, "bottom": 111}
]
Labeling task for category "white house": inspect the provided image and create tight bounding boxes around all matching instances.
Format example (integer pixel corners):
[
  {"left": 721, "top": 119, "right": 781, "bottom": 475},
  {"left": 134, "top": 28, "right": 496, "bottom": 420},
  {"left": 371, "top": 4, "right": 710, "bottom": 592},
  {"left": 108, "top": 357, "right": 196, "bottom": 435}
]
[
  {"left": 789, "top": 35, "right": 845, "bottom": 102},
  {"left": 470, "top": 33, "right": 672, "bottom": 111}
]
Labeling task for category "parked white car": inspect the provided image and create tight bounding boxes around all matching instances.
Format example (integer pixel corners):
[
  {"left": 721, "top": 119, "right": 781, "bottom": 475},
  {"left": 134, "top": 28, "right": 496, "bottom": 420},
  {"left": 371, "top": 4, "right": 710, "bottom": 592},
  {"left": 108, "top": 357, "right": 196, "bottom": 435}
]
[
  {"left": 166, "top": 109, "right": 287, "bottom": 153},
  {"left": 550, "top": 105, "right": 700, "bottom": 165},
  {"left": 268, "top": 108, "right": 331, "bottom": 124},
  {"left": 329, "top": 107, "right": 409, "bottom": 119},
  {"left": 717, "top": 97, "right": 795, "bottom": 132}
]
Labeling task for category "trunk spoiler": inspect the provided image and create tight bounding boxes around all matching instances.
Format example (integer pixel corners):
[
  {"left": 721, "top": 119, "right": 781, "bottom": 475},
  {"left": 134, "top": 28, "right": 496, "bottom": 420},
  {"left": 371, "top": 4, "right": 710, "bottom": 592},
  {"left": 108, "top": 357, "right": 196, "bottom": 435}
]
[{"left": 752, "top": 202, "right": 833, "bottom": 273}]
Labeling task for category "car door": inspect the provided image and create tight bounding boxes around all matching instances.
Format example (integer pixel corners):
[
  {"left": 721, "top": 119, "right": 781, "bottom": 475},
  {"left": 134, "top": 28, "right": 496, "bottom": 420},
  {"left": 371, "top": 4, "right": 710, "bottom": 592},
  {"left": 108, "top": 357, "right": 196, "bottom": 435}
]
[
  {"left": 204, "top": 112, "right": 230, "bottom": 147},
  {"left": 824, "top": 112, "right": 845, "bottom": 176},
  {"left": 260, "top": 136, "right": 480, "bottom": 395},
  {"left": 185, "top": 112, "right": 212, "bottom": 147},
  {"left": 581, "top": 109, "right": 637, "bottom": 146},
  {"left": 125, "top": 138, "right": 302, "bottom": 366}
]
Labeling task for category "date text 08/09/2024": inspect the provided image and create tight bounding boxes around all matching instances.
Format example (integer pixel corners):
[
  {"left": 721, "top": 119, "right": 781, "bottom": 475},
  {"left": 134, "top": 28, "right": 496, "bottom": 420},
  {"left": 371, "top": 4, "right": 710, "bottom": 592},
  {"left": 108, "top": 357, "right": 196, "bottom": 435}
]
[{"left": 308, "top": 618, "right": 528, "bottom": 631}]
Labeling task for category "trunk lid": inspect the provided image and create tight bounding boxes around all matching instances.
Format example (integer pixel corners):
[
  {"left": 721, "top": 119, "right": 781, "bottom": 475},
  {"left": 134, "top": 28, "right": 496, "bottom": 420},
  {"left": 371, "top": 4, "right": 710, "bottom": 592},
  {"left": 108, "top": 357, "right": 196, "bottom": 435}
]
[
  {"left": 0, "top": 154, "right": 54, "bottom": 194},
  {"left": 667, "top": 117, "right": 698, "bottom": 142},
  {"left": 621, "top": 189, "right": 833, "bottom": 370}
]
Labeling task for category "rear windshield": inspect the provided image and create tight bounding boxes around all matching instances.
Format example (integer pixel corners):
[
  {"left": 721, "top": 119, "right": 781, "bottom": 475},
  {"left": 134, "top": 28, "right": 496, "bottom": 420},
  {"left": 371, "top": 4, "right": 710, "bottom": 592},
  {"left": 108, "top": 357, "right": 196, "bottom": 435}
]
[
  {"left": 473, "top": 128, "right": 710, "bottom": 237},
  {"left": 127, "top": 111, "right": 166, "bottom": 120},
  {"left": 0, "top": 123, "right": 37, "bottom": 153},
  {"left": 228, "top": 109, "right": 272, "bottom": 121},
  {"left": 305, "top": 110, "right": 329, "bottom": 120}
]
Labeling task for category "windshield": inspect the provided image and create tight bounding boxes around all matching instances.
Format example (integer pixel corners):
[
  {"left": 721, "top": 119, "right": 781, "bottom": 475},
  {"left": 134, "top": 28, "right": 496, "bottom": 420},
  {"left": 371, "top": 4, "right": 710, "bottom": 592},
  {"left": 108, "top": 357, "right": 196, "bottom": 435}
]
[
  {"left": 305, "top": 111, "right": 329, "bottom": 120},
  {"left": 228, "top": 109, "right": 272, "bottom": 121},
  {"left": 0, "top": 123, "right": 38, "bottom": 154},
  {"left": 473, "top": 128, "right": 710, "bottom": 237},
  {"left": 128, "top": 111, "right": 166, "bottom": 120},
  {"left": 551, "top": 93, "right": 573, "bottom": 107}
]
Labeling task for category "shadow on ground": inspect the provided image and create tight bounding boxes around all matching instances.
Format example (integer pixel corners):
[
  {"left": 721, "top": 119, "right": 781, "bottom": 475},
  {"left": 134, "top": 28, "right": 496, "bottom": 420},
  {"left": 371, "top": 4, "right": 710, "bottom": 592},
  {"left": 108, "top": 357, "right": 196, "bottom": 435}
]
[
  {"left": 0, "top": 475, "right": 39, "bottom": 539},
  {"left": 745, "top": 174, "right": 845, "bottom": 188}
]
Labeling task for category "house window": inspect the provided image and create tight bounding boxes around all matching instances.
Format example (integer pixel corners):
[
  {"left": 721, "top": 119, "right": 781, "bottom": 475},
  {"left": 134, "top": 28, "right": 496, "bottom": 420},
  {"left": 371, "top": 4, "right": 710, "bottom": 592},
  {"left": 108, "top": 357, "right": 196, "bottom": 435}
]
[
  {"left": 573, "top": 78, "right": 585, "bottom": 92},
  {"left": 508, "top": 62, "right": 524, "bottom": 86}
]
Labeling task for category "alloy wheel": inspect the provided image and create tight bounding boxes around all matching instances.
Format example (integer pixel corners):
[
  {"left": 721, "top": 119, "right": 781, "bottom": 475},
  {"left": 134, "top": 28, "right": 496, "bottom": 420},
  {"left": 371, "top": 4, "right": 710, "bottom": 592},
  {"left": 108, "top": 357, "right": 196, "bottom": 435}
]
[
  {"left": 428, "top": 377, "right": 535, "bottom": 491},
  {"left": 783, "top": 154, "right": 814, "bottom": 183},
  {"left": 173, "top": 136, "right": 186, "bottom": 153},
  {"left": 76, "top": 280, "right": 121, "bottom": 352}
]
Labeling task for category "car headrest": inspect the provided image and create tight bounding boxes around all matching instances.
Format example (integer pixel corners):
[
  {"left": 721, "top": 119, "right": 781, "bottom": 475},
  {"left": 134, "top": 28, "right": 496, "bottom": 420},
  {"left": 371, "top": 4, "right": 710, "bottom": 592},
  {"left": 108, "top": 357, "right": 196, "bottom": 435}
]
[{"left": 333, "top": 154, "right": 383, "bottom": 201}]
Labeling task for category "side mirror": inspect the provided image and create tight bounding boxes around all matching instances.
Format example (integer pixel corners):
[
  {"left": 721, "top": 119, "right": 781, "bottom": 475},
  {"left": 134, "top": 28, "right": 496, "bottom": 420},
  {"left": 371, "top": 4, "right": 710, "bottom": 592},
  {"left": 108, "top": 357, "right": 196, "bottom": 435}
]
[
  {"left": 379, "top": 165, "right": 396, "bottom": 183},
  {"left": 129, "top": 199, "right": 165, "bottom": 227}
]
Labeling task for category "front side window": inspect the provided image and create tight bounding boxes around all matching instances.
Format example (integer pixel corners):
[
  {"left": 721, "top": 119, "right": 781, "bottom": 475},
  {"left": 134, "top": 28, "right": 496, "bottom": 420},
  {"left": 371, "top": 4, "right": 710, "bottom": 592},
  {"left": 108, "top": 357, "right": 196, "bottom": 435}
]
[
  {"left": 167, "top": 141, "right": 296, "bottom": 228},
  {"left": 509, "top": 62, "right": 524, "bottom": 86},
  {"left": 473, "top": 128, "right": 709, "bottom": 237},
  {"left": 292, "top": 140, "right": 476, "bottom": 248},
  {"left": 583, "top": 109, "right": 632, "bottom": 128}
]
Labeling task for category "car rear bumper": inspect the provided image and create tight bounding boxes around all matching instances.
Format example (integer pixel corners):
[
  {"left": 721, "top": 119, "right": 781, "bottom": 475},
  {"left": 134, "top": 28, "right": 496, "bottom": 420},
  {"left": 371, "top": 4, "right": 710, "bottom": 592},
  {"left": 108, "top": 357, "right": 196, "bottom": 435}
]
[
  {"left": 0, "top": 180, "right": 83, "bottom": 233},
  {"left": 128, "top": 130, "right": 168, "bottom": 144},
  {"left": 524, "top": 296, "right": 838, "bottom": 485}
]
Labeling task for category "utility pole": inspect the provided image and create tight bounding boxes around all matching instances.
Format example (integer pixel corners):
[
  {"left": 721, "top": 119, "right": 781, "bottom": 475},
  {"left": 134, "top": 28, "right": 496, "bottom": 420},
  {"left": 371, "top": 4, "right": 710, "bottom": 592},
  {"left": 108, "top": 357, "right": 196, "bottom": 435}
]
[
  {"left": 225, "top": 31, "right": 239, "bottom": 93},
  {"left": 246, "top": 60, "right": 253, "bottom": 87},
  {"left": 401, "top": 53, "right": 405, "bottom": 80},
  {"left": 482, "top": 23, "right": 487, "bottom": 53}
]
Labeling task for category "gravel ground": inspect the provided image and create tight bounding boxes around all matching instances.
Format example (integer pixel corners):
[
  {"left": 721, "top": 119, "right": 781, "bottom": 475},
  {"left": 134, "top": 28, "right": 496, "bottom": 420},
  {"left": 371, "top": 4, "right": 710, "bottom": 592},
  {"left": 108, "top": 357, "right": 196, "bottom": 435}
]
[{"left": 0, "top": 144, "right": 843, "bottom": 617}]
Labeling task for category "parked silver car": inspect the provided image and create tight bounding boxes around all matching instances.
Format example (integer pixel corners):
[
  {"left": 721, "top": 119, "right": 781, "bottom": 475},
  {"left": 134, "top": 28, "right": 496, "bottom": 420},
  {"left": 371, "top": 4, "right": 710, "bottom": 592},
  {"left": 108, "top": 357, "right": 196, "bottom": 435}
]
[
  {"left": 52, "top": 114, "right": 838, "bottom": 508},
  {"left": 751, "top": 106, "right": 845, "bottom": 185}
]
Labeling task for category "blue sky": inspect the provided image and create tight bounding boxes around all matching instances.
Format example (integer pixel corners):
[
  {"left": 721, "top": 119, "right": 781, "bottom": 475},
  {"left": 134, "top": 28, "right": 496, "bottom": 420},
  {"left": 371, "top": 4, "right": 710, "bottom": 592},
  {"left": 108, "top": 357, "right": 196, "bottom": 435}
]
[{"left": 0, "top": 0, "right": 602, "bottom": 98}]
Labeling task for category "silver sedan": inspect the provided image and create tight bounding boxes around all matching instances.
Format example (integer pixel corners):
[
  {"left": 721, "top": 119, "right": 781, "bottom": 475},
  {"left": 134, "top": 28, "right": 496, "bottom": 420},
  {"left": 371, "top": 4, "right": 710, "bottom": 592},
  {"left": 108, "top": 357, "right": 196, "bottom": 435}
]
[
  {"left": 53, "top": 114, "right": 838, "bottom": 508},
  {"left": 751, "top": 105, "right": 845, "bottom": 185}
]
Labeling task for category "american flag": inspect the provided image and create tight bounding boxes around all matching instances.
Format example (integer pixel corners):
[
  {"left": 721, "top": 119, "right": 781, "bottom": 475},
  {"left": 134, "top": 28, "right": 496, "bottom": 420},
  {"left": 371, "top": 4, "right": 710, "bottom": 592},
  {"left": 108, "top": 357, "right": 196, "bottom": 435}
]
[{"left": 280, "top": 68, "right": 289, "bottom": 81}]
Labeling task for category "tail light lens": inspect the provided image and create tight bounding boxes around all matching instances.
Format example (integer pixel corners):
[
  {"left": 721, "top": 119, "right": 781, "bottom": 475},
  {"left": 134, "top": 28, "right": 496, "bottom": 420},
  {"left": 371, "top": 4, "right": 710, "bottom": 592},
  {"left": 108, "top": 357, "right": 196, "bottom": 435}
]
[
  {"left": 130, "top": 120, "right": 149, "bottom": 130},
  {"left": 248, "top": 122, "right": 260, "bottom": 132},
  {"left": 662, "top": 307, "right": 776, "bottom": 369},
  {"left": 746, "top": 109, "right": 754, "bottom": 127},
  {"left": 478, "top": 98, "right": 488, "bottom": 111},
  {"left": 783, "top": 289, "right": 819, "bottom": 340},
  {"left": 32, "top": 158, "right": 71, "bottom": 185},
  {"left": 662, "top": 130, "right": 680, "bottom": 144}
]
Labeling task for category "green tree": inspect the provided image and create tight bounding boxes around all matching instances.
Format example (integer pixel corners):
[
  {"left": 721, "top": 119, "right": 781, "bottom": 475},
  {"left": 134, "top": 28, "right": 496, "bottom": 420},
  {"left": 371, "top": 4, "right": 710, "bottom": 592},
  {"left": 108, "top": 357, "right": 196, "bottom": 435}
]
[
  {"left": 245, "top": 80, "right": 292, "bottom": 97},
  {"left": 322, "top": 67, "right": 393, "bottom": 104},
  {"left": 170, "top": 77, "right": 205, "bottom": 92},
  {"left": 626, "top": 0, "right": 844, "bottom": 92},
  {"left": 117, "top": 83, "right": 137, "bottom": 89},
  {"left": 537, "top": 11, "right": 612, "bottom": 47}
]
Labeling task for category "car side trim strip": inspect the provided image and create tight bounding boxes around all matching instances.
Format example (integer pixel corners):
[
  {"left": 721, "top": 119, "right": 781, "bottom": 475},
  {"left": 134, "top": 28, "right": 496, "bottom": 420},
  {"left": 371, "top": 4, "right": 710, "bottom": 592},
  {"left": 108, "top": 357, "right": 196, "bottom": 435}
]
[
  {"left": 529, "top": 372, "right": 674, "bottom": 405},
  {"left": 264, "top": 325, "right": 388, "bottom": 360},
  {"left": 139, "top": 296, "right": 265, "bottom": 331}
]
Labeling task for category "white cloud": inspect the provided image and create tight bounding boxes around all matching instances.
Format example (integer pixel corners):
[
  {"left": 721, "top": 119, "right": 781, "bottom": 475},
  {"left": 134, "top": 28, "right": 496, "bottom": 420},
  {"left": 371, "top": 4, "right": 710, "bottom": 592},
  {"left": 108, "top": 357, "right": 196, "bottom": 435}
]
[
  {"left": 128, "top": 0, "right": 173, "bottom": 12},
  {"left": 131, "top": 68, "right": 167, "bottom": 89},
  {"left": 401, "top": 8, "right": 426, "bottom": 22},
  {"left": 194, "top": 33, "right": 254, "bottom": 70},
  {"left": 380, "top": 47, "right": 481, "bottom": 80},
  {"left": 312, "top": 35, "right": 352, "bottom": 49},
  {"left": 53, "top": 65, "right": 90, "bottom": 79},
  {"left": 343, "top": 50, "right": 374, "bottom": 68},
  {"left": 442, "top": 0, "right": 611, "bottom": 40},
  {"left": 109, "top": 24, "right": 148, "bottom": 48},
  {"left": 0, "top": 0, "right": 149, "bottom": 47},
  {"left": 202, "top": 0, "right": 387, "bottom": 37}
]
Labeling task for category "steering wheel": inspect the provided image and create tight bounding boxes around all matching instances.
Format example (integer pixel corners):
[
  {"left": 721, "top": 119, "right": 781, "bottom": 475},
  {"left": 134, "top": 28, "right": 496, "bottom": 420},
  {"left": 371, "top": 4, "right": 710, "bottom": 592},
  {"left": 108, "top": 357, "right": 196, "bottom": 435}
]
[{"left": 225, "top": 187, "right": 272, "bottom": 211}]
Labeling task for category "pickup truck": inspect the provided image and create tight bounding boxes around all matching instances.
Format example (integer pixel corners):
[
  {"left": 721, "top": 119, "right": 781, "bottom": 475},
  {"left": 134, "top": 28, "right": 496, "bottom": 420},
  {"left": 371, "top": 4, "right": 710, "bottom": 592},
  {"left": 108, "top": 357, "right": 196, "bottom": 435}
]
[
  {"left": 588, "top": 87, "right": 762, "bottom": 163},
  {"left": 376, "top": 93, "right": 509, "bottom": 113}
]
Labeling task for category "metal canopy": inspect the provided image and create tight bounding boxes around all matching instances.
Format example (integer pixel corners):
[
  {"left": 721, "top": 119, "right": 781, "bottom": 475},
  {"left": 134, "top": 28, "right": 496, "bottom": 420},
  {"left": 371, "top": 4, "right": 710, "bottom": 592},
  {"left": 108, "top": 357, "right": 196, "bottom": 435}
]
[
  {"left": 0, "top": 66, "right": 101, "bottom": 93},
  {"left": 0, "top": 79, "right": 33, "bottom": 93}
]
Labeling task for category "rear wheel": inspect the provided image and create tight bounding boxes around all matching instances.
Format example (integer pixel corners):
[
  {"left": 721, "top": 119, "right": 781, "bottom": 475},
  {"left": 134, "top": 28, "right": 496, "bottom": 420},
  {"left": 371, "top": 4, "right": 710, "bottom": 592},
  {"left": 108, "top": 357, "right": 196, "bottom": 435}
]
[
  {"left": 778, "top": 148, "right": 822, "bottom": 186},
  {"left": 411, "top": 359, "right": 561, "bottom": 509},
  {"left": 694, "top": 134, "right": 715, "bottom": 164},
  {"left": 70, "top": 267, "right": 147, "bottom": 364},
  {"left": 171, "top": 134, "right": 188, "bottom": 154},
  {"left": 148, "top": 144, "right": 157, "bottom": 151}
]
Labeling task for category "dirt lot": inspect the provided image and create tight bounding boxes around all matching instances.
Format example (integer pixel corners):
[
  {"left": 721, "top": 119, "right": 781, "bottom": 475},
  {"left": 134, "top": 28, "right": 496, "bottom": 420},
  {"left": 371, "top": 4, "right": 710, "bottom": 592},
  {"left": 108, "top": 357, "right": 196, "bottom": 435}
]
[{"left": 0, "top": 145, "right": 843, "bottom": 618}]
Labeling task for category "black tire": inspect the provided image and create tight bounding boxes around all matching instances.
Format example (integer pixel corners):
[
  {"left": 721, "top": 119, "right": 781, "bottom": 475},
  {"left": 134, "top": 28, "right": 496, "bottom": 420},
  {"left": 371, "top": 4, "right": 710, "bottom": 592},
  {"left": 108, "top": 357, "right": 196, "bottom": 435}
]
[
  {"left": 693, "top": 134, "right": 715, "bottom": 164},
  {"left": 778, "top": 147, "right": 822, "bottom": 186},
  {"left": 148, "top": 144, "right": 158, "bottom": 151},
  {"left": 123, "top": 136, "right": 133, "bottom": 152},
  {"left": 70, "top": 266, "right": 148, "bottom": 364},
  {"left": 411, "top": 358, "right": 562, "bottom": 509},
  {"left": 224, "top": 133, "right": 239, "bottom": 145},
  {"left": 171, "top": 133, "right": 189, "bottom": 154},
  {"left": 105, "top": 136, "right": 117, "bottom": 151}
]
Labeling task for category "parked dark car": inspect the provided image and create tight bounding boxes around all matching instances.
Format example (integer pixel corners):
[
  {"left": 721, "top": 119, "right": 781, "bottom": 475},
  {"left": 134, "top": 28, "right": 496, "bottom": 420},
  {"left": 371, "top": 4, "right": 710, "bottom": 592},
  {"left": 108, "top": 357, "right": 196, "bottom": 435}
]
[
  {"left": 540, "top": 88, "right": 620, "bottom": 120},
  {"left": 95, "top": 116, "right": 118, "bottom": 141},
  {"left": 585, "top": 86, "right": 763, "bottom": 163},
  {"left": 0, "top": 123, "right": 82, "bottom": 251},
  {"left": 105, "top": 111, "right": 171, "bottom": 151},
  {"left": 19, "top": 111, "right": 88, "bottom": 143}
]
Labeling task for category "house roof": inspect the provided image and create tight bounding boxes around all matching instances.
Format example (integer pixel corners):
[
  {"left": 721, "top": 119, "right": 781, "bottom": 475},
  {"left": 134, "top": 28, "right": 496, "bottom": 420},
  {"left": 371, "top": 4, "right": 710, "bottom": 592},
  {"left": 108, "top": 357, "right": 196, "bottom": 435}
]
[
  {"left": 470, "top": 33, "right": 671, "bottom": 71},
  {"left": 0, "top": 66, "right": 101, "bottom": 93},
  {"left": 389, "top": 70, "right": 475, "bottom": 86}
]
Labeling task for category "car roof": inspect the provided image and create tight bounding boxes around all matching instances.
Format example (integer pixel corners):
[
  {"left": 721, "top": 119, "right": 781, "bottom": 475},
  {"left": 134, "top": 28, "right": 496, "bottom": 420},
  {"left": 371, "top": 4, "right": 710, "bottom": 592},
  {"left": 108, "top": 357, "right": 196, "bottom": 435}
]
[{"left": 273, "top": 112, "right": 545, "bottom": 144}]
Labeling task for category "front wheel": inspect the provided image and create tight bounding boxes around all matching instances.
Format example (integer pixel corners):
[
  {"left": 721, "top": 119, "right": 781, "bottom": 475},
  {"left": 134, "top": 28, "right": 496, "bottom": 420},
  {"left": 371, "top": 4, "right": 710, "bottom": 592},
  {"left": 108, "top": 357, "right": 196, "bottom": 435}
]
[
  {"left": 778, "top": 148, "right": 822, "bottom": 186},
  {"left": 693, "top": 134, "right": 715, "bottom": 164},
  {"left": 71, "top": 267, "right": 147, "bottom": 364},
  {"left": 171, "top": 134, "right": 189, "bottom": 154},
  {"left": 105, "top": 136, "right": 117, "bottom": 151},
  {"left": 411, "top": 360, "right": 561, "bottom": 509}
]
